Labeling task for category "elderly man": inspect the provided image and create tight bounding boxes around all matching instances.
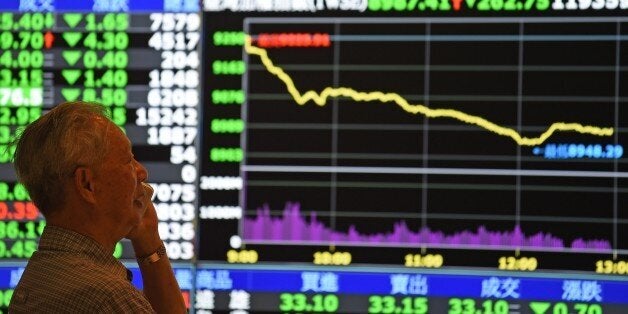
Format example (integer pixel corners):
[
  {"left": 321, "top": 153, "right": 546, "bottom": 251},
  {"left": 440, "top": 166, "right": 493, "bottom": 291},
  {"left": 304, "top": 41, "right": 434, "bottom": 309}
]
[{"left": 8, "top": 102, "right": 186, "bottom": 313}]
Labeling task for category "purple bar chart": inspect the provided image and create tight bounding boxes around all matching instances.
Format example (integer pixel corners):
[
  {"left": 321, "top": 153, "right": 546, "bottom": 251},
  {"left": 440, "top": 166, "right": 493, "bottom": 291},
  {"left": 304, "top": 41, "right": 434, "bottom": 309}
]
[{"left": 243, "top": 202, "right": 611, "bottom": 251}]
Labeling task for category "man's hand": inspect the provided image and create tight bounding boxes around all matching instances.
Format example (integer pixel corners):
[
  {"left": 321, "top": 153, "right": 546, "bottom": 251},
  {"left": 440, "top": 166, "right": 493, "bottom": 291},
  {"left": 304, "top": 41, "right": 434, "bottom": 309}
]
[
  {"left": 127, "top": 182, "right": 162, "bottom": 256},
  {"left": 129, "top": 183, "right": 186, "bottom": 313}
]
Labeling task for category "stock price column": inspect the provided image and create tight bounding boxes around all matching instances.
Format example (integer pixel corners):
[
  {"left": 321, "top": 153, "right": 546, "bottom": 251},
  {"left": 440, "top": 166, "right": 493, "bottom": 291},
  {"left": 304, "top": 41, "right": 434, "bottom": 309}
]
[
  {"left": 135, "top": 12, "right": 201, "bottom": 261},
  {"left": 197, "top": 14, "right": 246, "bottom": 259},
  {"left": 0, "top": 12, "right": 52, "bottom": 261}
]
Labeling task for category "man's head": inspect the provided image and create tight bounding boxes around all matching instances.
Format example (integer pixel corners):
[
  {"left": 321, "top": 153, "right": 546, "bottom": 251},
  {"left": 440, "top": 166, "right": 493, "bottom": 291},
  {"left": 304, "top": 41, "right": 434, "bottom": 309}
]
[
  {"left": 12, "top": 102, "right": 148, "bottom": 227},
  {"left": 12, "top": 102, "right": 111, "bottom": 216}
]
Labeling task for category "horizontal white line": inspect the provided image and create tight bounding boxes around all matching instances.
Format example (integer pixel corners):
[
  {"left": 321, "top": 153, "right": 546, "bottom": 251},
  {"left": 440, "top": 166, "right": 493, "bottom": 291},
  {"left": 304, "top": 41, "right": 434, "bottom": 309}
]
[
  {"left": 242, "top": 165, "right": 628, "bottom": 178},
  {"left": 242, "top": 239, "right": 620, "bottom": 254}
]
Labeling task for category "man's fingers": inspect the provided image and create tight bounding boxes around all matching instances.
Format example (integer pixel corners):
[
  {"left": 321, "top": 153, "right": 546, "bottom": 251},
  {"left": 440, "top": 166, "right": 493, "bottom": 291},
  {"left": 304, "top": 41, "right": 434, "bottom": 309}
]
[{"left": 141, "top": 182, "right": 154, "bottom": 199}]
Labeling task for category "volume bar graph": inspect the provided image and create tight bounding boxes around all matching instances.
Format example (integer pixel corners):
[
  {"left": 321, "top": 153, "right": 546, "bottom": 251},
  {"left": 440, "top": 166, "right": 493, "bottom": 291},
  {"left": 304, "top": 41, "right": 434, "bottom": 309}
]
[{"left": 243, "top": 203, "right": 611, "bottom": 252}]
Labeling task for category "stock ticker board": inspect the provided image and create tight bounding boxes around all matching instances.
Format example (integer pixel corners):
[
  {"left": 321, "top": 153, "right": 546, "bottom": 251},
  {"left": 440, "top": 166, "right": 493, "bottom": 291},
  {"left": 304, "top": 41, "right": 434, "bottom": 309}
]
[{"left": 0, "top": 0, "right": 627, "bottom": 312}]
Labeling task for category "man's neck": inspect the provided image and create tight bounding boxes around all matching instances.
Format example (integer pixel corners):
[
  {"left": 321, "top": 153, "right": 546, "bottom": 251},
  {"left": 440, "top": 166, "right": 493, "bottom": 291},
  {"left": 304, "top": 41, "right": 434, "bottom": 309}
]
[{"left": 46, "top": 214, "right": 116, "bottom": 254}]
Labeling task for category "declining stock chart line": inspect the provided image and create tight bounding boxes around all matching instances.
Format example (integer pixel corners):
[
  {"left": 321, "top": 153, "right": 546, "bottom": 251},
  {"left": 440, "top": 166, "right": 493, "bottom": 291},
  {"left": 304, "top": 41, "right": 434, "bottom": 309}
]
[
  {"left": 239, "top": 17, "right": 627, "bottom": 266},
  {"left": 243, "top": 34, "right": 613, "bottom": 147}
]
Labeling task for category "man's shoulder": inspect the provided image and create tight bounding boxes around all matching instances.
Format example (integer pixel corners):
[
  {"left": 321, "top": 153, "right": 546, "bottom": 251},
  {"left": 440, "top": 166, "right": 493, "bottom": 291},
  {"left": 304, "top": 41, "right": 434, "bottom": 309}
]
[
  {"left": 10, "top": 252, "right": 153, "bottom": 313},
  {"left": 19, "top": 251, "right": 118, "bottom": 282},
  {"left": 10, "top": 282, "right": 153, "bottom": 314},
  {"left": 19, "top": 250, "right": 136, "bottom": 292}
]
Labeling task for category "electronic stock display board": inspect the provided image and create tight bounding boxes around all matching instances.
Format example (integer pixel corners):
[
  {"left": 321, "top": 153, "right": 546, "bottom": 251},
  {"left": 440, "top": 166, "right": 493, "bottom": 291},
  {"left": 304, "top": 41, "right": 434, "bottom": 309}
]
[{"left": 0, "top": 0, "right": 627, "bottom": 313}]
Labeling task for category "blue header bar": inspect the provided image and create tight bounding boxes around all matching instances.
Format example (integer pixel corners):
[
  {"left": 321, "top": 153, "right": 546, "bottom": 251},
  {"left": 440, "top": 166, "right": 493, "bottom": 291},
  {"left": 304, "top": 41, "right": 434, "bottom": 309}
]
[
  {"left": 195, "top": 267, "right": 628, "bottom": 304},
  {"left": 1, "top": 265, "right": 626, "bottom": 304},
  {"left": 0, "top": 0, "right": 200, "bottom": 12}
]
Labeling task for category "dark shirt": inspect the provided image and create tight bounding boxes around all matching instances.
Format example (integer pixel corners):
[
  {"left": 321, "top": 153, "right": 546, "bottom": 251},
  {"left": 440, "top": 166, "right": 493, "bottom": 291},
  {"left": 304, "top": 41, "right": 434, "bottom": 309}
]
[{"left": 9, "top": 225, "right": 154, "bottom": 313}]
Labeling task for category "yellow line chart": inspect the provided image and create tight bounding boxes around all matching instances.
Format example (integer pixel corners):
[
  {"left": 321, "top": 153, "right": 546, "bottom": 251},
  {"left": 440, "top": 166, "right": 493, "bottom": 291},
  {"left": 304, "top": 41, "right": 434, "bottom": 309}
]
[{"left": 244, "top": 35, "right": 614, "bottom": 146}]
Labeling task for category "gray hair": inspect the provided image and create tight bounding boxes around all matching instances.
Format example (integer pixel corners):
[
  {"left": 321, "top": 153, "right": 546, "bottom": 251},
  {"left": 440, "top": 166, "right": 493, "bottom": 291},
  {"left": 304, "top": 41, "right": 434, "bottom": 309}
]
[{"left": 11, "top": 101, "right": 112, "bottom": 216}]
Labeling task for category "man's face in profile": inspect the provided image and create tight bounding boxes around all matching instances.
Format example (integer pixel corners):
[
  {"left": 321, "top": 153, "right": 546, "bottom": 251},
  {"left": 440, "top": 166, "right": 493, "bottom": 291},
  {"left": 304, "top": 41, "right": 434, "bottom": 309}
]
[{"left": 91, "top": 120, "right": 148, "bottom": 236}]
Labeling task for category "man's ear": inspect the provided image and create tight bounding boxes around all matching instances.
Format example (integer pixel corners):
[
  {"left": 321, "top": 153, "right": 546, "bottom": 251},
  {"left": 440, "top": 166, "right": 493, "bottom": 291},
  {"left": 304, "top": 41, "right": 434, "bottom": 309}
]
[{"left": 74, "top": 167, "right": 97, "bottom": 204}]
